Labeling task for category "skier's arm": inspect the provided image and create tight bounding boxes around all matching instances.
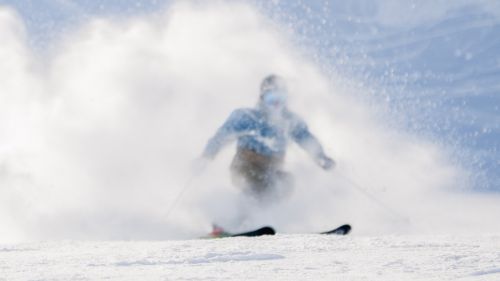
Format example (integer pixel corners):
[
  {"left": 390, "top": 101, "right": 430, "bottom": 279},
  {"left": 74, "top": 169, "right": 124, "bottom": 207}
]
[
  {"left": 290, "top": 118, "right": 335, "bottom": 170},
  {"left": 202, "top": 109, "right": 250, "bottom": 159}
]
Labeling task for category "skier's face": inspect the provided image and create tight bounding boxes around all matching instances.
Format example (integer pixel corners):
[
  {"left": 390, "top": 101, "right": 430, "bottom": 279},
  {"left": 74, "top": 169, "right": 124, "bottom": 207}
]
[{"left": 261, "top": 90, "right": 287, "bottom": 111}]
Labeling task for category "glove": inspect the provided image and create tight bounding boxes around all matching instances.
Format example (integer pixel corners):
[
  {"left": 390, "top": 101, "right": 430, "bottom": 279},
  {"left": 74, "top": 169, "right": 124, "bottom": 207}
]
[{"left": 317, "top": 155, "right": 335, "bottom": 170}]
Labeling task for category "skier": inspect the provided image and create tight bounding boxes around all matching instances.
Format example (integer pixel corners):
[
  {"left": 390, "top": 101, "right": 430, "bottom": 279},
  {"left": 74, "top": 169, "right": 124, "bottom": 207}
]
[{"left": 201, "top": 74, "right": 335, "bottom": 200}]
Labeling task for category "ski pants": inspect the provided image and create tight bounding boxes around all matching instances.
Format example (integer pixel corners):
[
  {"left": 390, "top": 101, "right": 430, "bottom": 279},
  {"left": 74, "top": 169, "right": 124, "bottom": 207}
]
[{"left": 230, "top": 148, "right": 293, "bottom": 199}]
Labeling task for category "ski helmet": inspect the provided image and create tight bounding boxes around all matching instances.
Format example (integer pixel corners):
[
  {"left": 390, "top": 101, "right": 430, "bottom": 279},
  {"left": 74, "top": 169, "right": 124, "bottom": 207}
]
[{"left": 260, "top": 74, "right": 287, "bottom": 95}]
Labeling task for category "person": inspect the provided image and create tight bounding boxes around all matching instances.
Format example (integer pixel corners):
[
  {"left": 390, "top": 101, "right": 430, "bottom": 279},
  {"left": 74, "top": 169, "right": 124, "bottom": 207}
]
[{"left": 201, "top": 74, "right": 335, "bottom": 200}]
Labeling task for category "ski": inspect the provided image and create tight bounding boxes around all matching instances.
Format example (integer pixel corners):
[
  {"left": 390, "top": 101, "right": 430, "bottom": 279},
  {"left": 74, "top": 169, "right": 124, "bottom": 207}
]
[
  {"left": 205, "top": 224, "right": 350, "bottom": 238},
  {"left": 232, "top": 226, "right": 276, "bottom": 237},
  {"left": 320, "top": 224, "right": 351, "bottom": 235},
  {"left": 205, "top": 224, "right": 276, "bottom": 238}
]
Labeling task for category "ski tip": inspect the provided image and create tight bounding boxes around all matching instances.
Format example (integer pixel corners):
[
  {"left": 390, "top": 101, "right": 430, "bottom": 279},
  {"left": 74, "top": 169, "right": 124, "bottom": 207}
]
[
  {"left": 342, "top": 224, "right": 352, "bottom": 235},
  {"left": 232, "top": 226, "right": 276, "bottom": 237},
  {"left": 260, "top": 226, "right": 276, "bottom": 235},
  {"left": 322, "top": 224, "right": 352, "bottom": 235}
]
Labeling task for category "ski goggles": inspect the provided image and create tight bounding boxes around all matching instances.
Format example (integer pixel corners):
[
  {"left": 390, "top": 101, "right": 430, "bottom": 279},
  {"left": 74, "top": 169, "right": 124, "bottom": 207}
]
[{"left": 262, "top": 90, "right": 287, "bottom": 106}]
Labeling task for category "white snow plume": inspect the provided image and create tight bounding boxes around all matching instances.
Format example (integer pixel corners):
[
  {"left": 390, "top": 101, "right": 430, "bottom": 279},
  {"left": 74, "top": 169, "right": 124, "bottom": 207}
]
[{"left": 0, "top": 1, "right": 499, "bottom": 243}]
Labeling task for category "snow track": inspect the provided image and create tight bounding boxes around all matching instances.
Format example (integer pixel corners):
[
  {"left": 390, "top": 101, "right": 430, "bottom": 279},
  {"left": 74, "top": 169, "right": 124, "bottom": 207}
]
[{"left": 1, "top": 234, "right": 499, "bottom": 280}]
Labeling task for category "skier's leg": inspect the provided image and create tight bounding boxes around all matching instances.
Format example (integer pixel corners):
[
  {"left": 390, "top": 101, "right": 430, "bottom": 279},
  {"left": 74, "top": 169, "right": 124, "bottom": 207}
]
[{"left": 230, "top": 149, "right": 273, "bottom": 195}]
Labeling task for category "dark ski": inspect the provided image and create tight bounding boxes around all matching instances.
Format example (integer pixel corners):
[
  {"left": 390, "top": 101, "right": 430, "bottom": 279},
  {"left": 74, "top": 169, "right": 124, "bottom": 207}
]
[
  {"left": 232, "top": 226, "right": 276, "bottom": 237},
  {"left": 206, "top": 224, "right": 275, "bottom": 238},
  {"left": 320, "top": 224, "right": 351, "bottom": 235}
]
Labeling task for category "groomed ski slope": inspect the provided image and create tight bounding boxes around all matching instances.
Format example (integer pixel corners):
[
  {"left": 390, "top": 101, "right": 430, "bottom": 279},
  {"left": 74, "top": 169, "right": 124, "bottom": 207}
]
[{"left": 2, "top": 234, "right": 499, "bottom": 280}]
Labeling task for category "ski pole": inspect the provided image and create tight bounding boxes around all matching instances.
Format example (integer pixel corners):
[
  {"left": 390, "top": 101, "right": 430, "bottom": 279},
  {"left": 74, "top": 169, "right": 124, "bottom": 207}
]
[
  {"left": 164, "top": 159, "right": 208, "bottom": 221},
  {"left": 164, "top": 175, "right": 196, "bottom": 221},
  {"left": 333, "top": 170, "right": 410, "bottom": 223}
]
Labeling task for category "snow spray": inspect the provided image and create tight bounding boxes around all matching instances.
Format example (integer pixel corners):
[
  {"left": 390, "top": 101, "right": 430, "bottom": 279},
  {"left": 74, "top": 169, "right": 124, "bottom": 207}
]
[{"left": 1, "top": 1, "right": 499, "bottom": 243}]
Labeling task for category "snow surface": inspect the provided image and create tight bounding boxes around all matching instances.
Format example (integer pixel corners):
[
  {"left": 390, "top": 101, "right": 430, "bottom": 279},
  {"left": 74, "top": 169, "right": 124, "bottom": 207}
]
[{"left": 1, "top": 234, "right": 500, "bottom": 280}]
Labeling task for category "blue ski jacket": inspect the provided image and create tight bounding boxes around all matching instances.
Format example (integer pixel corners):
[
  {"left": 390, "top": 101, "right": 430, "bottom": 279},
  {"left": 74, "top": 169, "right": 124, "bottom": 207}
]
[{"left": 203, "top": 107, "right": 327, "bottom": 161}]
